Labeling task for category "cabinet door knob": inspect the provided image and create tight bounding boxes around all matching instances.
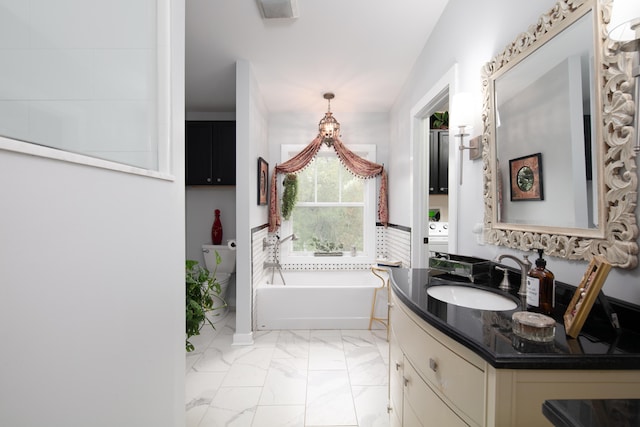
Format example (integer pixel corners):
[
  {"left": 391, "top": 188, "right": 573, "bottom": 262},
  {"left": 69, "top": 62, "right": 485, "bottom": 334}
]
[
  {"left": 395, "top": 361, "right": 402, "bottom": 371},
  {"left": 216, "top": 178, "right": 221, "bottom": 182},
  {"left": 206, "top": 178, "right": 212, "bottom": 183},
  {"left": 429, "top": 358, "right": 438, "bottom": 372},
  {"left": 403, "top": 376, "right": 409, "bottom": 387},
  {"left": 387, "top": 302, "right": 395, "bottom": 308}
]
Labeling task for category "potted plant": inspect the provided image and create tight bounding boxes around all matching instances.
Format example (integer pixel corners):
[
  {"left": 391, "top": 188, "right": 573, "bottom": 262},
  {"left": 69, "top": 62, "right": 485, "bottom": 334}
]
[
  {"left": 311, "top": 236, "right": 344, "bottom": 256},
  {"left": 431, "top": 111, "right": 449, "bottom": 129},
  {"left": 185, "top": 259, "right": 223, "bottom": 352}
]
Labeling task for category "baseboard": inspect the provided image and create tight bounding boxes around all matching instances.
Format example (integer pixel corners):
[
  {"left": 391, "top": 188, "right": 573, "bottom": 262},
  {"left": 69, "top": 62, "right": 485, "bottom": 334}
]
[{"left": 232, "top": 332, "right": 254, "bottom": 346}]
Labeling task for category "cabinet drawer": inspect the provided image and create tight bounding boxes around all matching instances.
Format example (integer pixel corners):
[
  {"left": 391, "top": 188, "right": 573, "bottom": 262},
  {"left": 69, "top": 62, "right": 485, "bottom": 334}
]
[
  {"left": 403, "top": 358, "right": 468, "bottom": 427},
  {"left": 391, "top": 297, "right": 484, "bottom": 425}
]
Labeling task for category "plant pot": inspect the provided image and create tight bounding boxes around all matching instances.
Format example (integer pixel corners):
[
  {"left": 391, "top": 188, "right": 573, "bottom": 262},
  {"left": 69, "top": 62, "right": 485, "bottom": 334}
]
[{"left": 313, "top": 252, "right": 344, "bottom": 257}]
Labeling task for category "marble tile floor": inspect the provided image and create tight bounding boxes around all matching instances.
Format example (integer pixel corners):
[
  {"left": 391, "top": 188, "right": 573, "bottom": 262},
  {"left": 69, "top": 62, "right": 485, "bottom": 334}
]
[{"left": 186, "top": 311, "right": 390, "bottom": 427}]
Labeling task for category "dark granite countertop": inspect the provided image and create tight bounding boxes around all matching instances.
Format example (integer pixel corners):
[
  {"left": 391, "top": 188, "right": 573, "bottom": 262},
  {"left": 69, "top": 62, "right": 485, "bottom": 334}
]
[
  {"left": 389, "top": 267, "right": 640, "bottom": 370},
  {"left": 543, "top": 399, "right": 640, "bottom": 427}
]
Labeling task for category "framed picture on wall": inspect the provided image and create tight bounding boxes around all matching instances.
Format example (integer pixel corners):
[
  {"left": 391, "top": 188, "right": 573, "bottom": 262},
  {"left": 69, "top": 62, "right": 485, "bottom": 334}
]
[
  {"left": 509, "top": 153, "right": 544, "bottom": 201},
  {"left": 258, "top": 157, "right": 269, "bottom": 205}
]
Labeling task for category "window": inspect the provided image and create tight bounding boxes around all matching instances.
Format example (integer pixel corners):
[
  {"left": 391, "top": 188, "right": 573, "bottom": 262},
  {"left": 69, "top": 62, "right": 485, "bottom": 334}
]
[
  {"left": 0, "top": 0, "right": 169, "bottom": 174},
  {"left": 280, "top": 145, "right": 376, "bottom": 263}
]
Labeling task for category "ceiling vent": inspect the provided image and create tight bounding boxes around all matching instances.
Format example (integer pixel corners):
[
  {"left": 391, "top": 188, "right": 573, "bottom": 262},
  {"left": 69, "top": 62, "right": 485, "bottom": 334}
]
[{"left": 257, "top": 0, "right": 299, "bottom": 19}]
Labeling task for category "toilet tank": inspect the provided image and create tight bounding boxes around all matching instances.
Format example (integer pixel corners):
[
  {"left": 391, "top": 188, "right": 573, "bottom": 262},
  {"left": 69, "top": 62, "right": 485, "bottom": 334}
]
[{"left": 202, "top": 244, "right": 237, "bottom": 274}]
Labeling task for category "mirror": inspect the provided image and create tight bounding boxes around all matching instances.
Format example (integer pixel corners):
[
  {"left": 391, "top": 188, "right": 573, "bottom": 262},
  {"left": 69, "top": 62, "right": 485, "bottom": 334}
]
[{"left": 482, "top": 0, "right": 639, "bottom": 268}]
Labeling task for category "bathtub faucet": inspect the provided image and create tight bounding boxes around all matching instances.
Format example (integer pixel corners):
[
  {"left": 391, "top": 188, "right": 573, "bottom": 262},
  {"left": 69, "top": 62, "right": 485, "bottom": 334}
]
[
  {"left": 277, "top": 233, "right": 298, "bottom": 244},
  {"left": 263, "top": 261, "right": 286, "bottom": 285}
]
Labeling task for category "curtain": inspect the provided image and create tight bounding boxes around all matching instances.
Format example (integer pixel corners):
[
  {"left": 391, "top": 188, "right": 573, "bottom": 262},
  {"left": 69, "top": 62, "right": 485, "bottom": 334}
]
[{"left": 268, "top": 137, "right": 388, "bottom": 232}]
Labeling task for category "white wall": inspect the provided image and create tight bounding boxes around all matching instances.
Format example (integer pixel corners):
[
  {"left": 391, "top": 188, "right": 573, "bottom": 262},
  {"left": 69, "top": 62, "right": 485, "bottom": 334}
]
[
  {"left": 267, "top": 112, "right": 389, "bottom": 169},
  {"left": 391, "top": 0, "right": 640, "bottom": 304},
  {"left": 235, "top": 60, "right": 269, "bottom": 344},
  {"left": 0, "top": 1, "right": 186, "bottom": 426},
  {"left": 186, "top": 187, "right": 237, "bottom": 262}
]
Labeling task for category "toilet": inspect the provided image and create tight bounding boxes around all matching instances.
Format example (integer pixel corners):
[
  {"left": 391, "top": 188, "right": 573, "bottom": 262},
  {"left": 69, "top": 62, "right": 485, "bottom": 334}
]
[{"left": 202, "top": 243, "right": 237, "bottom": 321}]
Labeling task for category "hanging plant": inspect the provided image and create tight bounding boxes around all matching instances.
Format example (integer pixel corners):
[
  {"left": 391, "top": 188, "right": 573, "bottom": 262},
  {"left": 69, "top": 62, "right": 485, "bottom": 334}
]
[{"left": 281, "top": 173, "right": 298, "bottom": 220}]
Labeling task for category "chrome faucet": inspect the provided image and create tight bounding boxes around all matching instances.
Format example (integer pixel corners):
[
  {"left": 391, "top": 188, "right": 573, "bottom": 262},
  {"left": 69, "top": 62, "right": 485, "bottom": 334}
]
[{"left": 494, "top": 254, "right": 531, "bottom": 296}]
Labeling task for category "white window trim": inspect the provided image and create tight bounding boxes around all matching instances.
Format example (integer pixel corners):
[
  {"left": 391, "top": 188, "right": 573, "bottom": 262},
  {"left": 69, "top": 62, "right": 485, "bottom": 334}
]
[{"left": 279, "top": 144, "right": 377, "bottom": 265}]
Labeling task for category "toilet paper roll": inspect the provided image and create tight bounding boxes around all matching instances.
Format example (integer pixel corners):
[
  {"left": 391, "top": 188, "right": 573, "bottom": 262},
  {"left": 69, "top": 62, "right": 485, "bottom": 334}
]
[{"left": 227, "top": 240, "right": 237, "bottom": 250}]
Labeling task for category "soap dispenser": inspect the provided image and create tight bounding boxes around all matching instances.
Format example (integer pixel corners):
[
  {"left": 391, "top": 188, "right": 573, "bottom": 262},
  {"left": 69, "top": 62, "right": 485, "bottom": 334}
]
[{"left": 526, "top": 249, "right": 555, "bottom": 315}]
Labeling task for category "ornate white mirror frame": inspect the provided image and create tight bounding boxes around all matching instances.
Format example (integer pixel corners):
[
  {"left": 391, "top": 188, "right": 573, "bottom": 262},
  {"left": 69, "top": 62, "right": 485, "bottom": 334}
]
[{"left": 481, "top": 0, "right": 639, "bottom": 268}]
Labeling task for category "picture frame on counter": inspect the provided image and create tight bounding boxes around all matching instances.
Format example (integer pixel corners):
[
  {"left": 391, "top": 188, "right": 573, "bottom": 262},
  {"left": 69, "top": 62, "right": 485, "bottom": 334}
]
[{"left": 564, "top": 256, "right": 612, "bottom": 338}]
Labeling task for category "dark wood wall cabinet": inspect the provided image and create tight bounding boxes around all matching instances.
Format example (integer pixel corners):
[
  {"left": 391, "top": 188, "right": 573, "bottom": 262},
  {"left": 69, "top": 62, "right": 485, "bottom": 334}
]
[
  {"left": 429, "top": 130, "right": 449, "bottom": 194},
  {"left": 186, "top": 120, "right": 236, "bottom": 185}
]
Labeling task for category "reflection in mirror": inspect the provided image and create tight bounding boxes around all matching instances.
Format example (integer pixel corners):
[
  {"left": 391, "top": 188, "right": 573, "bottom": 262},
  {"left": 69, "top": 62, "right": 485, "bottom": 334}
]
[
  {"left": 482, "top": 0, "right": 639, "bottom": 268},
  {"left": 495, "top": 12, "right": 596, "bottom": 229}
]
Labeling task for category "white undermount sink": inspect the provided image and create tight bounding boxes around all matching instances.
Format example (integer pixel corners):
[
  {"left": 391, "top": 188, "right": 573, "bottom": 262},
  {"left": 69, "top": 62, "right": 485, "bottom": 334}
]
[{"left": 427, "top": 285, "right": 518, "bottom": 311}]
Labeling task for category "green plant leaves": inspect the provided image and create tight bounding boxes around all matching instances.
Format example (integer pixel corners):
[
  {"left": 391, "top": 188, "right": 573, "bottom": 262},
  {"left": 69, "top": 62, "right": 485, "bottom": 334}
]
[
  {"left": 432, "top": 111, "right": 449, "bottom": 129},
  {"left": 281, "top": 173, "right": 298, "bottom": 220},
  {"left": 310, "top": 236, "right": 344, "bottom": 252},
  {"left": 185, "top": 259, "right": 226, "bottom": 352}
]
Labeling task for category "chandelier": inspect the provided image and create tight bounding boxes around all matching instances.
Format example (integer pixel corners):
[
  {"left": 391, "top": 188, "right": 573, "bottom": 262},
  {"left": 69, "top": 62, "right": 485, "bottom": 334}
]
[{"left": 318, "top": 93, "right": 340, "bottom": 147}]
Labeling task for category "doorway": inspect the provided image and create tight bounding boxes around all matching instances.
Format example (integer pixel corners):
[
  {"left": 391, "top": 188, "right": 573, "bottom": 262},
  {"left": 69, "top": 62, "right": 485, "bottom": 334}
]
[{"left": 410, "top": 65, "right": 460, "bottom": 268}]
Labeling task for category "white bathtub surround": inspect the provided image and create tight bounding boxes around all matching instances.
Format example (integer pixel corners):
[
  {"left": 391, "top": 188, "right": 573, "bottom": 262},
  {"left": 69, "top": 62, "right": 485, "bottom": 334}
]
[
  {"left": 382, "top": 225, "right": 411, "bottom": 268},
  {"left": 252, "top": 226, "right": 270, "bottom": 284},
  {"left": 186, "top": 312, "right": 390, "bottom": 427},
  {"left": 256, "top": 270, "right": 389, "bottom": 330}
]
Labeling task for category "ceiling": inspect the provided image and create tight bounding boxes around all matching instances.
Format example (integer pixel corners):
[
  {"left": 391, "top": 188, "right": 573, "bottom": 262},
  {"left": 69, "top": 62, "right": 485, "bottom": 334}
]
[{"left": 185, "top": 0, "right": 450, "bottom": 114}]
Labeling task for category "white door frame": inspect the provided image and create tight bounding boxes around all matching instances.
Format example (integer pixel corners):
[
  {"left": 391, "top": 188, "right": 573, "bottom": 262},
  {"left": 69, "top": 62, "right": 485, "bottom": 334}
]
[{"left": 410, "top": 64, "right": 460, "bottom": 267}]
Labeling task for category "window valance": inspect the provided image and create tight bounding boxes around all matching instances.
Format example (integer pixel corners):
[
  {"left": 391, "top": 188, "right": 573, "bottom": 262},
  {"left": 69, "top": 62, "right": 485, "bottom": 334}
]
[{"left": 268, "top": 136, "right": 388, "bottom": 232}]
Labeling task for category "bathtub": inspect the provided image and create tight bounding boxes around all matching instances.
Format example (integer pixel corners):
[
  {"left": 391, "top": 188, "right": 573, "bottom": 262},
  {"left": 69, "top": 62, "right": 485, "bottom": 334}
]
[{"left": 255, "top": 270, "right": 389, "bottom": 330}]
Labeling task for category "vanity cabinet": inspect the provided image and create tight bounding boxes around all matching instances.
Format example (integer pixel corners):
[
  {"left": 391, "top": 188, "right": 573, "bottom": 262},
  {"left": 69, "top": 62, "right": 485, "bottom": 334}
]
[
  {"left": 429, "top": 130, "right": 449, "bottom": 194},
  {"left": 185, "top": 120, "right": 235, "bottom": 185},
  {"left": 389, "top": 291, "right": 484, "bottom": 426},
  {"left": 389, "top": 288, "right": 640, "bottom": 427},
  {"left": 390, "top": 328, "right": 468, "bottom": 426}
]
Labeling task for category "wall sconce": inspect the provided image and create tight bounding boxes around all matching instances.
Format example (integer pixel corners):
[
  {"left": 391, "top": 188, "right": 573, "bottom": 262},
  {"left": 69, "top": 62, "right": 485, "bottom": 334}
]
[
  {"left": 318, "top": 93, "right": 341, "bottom": 147},
  {"left": 608, "top": 0, "right": 640, "bottom": 153},
  {"left": 452, "top": 92, "right": 480, "bottom": 185}
]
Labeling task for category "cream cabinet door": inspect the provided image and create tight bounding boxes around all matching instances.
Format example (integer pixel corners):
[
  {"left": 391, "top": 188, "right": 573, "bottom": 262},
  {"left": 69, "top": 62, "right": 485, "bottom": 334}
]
[{"left": 403, "top": 358, "right": 468, "bottom": 427}]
